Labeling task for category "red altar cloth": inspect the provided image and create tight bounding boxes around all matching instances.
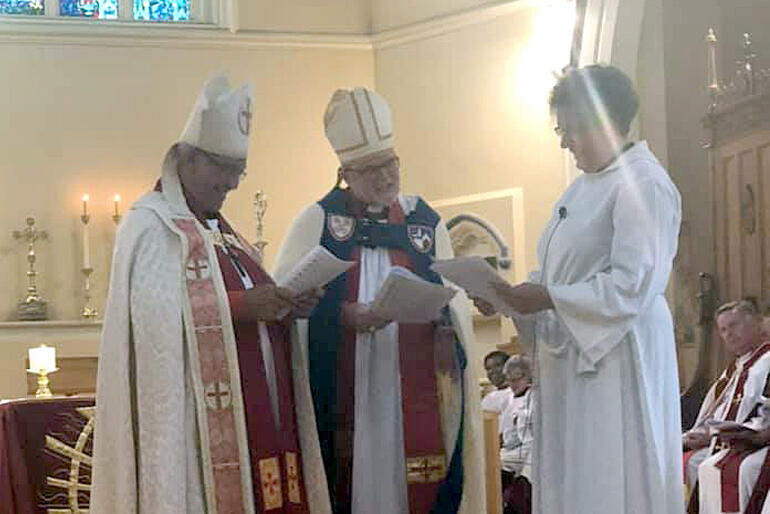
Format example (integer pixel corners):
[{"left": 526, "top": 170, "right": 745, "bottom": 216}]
[{"left": 0, "top": 396, "right": 95, "bottom": 514}]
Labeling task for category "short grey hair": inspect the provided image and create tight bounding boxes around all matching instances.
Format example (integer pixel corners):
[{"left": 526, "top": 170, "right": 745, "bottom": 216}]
[
  {"left": 503, "top": 354, "right": 532, "bottom": 379},
  {"left": 715, "top": 299, "right": 761, "bottom": 321}
]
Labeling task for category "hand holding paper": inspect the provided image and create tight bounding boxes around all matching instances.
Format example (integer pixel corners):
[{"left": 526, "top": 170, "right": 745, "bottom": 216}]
[
  {"left": 276, "top": 245, "right": 354, "bottom": 294},
  {"left": 370, "top": 266, "right": 456, "bottom": 323},
  {"left": 431, "top": 257, "right": 516, "bottom": 316}
]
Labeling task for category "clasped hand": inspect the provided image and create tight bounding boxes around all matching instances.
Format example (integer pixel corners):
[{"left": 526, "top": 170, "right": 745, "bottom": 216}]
[
  {"left": 342, "top": 302, "right": 392, "bottom": 333},
  {"left": 717, "top": 426, "right": 770, "bottom": 451},
  {"left": 243, "top": 285, "right": 323, "bottom": 322},
  {"left": 471, "top": 282, "right": 553, "bottom": 316}
]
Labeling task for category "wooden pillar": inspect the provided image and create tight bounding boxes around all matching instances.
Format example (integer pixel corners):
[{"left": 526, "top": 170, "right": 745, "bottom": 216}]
[{"left": 483, "top": 410, "right": 503, "bottom": 514}]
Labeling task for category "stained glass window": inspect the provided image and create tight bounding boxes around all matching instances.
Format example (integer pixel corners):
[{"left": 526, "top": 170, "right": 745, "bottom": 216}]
[
  {"left": 60, "top": 0, "right": 118, "bottom": 18},
  {"left": 0, "top": 0, "right": 44, "bottom": 15},
  {"left": 134, "top": 0, "right": 189, "bottom": 21}
]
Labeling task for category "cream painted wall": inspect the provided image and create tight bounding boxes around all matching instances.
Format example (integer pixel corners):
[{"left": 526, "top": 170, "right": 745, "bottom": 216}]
[
  {"left": 0, "top": 40, "right": 373, "bottom": 324},
  {"left": 237, "top": 0, "right": 371, "bottom": 34},
  {"left": 374, "top": 5, "right": 570, "bottom": 366},
  {"left": 371, "top": 0, "right": 505, "bottom": 32}
]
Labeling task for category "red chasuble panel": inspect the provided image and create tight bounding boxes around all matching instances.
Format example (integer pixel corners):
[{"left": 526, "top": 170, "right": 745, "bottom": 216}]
[{"left": 213, "top": 216, "right": 309, "bottom": 514}]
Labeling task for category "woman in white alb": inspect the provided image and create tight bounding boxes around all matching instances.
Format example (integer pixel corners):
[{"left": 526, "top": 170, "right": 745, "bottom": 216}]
[{"left": 475, "top": 65, "right": 684, "bottom": 514}]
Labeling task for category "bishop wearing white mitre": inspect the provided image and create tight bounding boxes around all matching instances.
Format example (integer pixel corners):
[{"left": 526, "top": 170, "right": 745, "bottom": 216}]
[
  {"left": 274, "top": 88, "right": 485, "bottom": 514},
  {"left": 91, "top": 74, "right": 330, "bottom": 514}
]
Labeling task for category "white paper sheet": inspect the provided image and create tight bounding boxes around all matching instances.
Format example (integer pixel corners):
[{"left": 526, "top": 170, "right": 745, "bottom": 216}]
[
  {"left": 370, "top": 266, "right": 456, "bottom": 323},
  {"left": 430, "top": 256, "right": 516, "bottom": 316},
  {"left": 276, "top": 245, "right": 355, "bottom": 294}
]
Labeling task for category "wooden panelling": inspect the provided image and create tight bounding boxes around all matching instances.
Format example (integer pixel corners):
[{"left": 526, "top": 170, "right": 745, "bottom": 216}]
[{"left": 26, "top": 356, "right": 97, "bottom": 397}]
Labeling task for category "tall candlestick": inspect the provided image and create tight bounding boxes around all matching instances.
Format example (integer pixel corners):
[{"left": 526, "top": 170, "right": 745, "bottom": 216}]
[
  {"left": 82, "top": 223, "right": 90, "bottom": 269},
  {"left": 80, "top": 199, "right": 97, "bottom": 319},
  {"left": 113, "top": 194, "right": 122, "bottom": 224}
]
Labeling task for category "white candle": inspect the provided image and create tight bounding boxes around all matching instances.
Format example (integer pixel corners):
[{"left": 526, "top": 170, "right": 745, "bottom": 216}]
[
  {"left": 29, "top": 344, "right": 56, "bottom": 372},
  {"left": 82, "top": 194, "right": 89, "bottom": 217},
  {"left": 83, "top": 222, "right": 90, "bottom": 269},
  {"left": 114, "top": 194, "right": 121, "bottom": 217}
]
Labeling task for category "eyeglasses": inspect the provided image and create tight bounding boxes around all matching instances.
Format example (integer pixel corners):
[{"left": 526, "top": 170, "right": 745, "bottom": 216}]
[{"left": 345, "top": 156, "right": 400, "bottom": 178}]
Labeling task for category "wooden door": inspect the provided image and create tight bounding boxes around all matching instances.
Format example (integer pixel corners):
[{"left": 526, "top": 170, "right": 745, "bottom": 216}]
[{"left": 714, "top": 130, "right": 770, "bottom": 309}]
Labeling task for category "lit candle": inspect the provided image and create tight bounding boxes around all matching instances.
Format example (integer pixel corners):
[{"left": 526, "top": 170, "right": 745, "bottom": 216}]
[
  {"left": 28, "top": 344, "right": 56, "bottom": 373},
  {"left": 82, "top": 194, "right": 91, "bottom": 269},
  {"left": 114, "top": 194, "right": 121, "bottom": 218}
]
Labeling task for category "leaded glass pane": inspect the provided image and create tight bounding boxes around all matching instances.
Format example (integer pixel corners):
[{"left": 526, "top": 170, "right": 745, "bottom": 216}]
[
  {"left": 60, "top": 0, "right": 118, "bottom": 18},
  {"left": 0, "top": 0, "right": 44, "bottom": 15},
  {"left": 134, "top": 0, "right": 189, "bottom": 21}
]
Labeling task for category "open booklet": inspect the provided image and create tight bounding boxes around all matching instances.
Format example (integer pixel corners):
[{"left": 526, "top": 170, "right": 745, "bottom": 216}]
[
  {"left": 275, "top": 245, "right": 355, "bottom": 294},
  {"left": 370, "top": 266, "right": 457, "bottom": 324},
  {"left": 430, "top": 256, "right": 517, "bottom": 317}
]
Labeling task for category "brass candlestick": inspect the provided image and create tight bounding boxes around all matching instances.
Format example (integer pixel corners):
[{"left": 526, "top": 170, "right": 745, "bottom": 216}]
[
  {"left": 34, "top": 369, "right": 53, "bottom": 398},
  {"left": 81, "top": 267, "right": 97, "bottom": 319},
  {"left": 12, "top": 217, "right": 48, "bottom": 321},
  {"left": 253, "top": 190, "right": 268, "bottom": 260},
  {"left": 80, "top": 211, "right": 98, "bottom": 319}
]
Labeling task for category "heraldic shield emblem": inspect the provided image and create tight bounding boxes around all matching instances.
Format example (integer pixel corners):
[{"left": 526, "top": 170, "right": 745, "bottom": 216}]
[
  {"left": 328, "top": 214, "right": 356, "bottom": 242},
  {"left": 408, "top": 224, "right": 434, "bottom": 253}
]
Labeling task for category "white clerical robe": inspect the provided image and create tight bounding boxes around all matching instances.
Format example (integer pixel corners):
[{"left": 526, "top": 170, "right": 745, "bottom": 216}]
[
  {"left": 512, "top": 142, "right": 684, "bottom": 514},
  {"left": 697, "top": 346, "right": 770, "bottom": 514},
  {"left": 90, "top": 163, "right": 330, "bottom": 513},
  {"left": 500, "top": 388, "right": 534, "bottom": 480},
  {"left": 273, "top": 193, "right": 486, "bottom": 514},
  {"left": 482, "top": 387, "right": 514, "bottom": 435},
  {"left": 684, "top": 366, "right": 735, "bottom": 492}
]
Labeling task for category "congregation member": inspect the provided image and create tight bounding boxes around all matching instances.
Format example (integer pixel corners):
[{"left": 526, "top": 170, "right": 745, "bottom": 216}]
[
  {"left": 91, "top": 74, "right": 330, "bottom": 513},
  {"left": 499, "top": 355, "right": 534, "bottom": 514},
  {"left": 273, "top": 87, "right": 484, "bottom": 513},
  {"left": 481, "top": 350, "right": 513, "bottom": 415},
  {"left": 473, "top": 65, "right": 684, "bottom": 513},
  {"left": 695, "top": 300, "right": 770, "bottom": 514},
  {"left": 683, "top": 300, "right": 770, "bottom": 501}
]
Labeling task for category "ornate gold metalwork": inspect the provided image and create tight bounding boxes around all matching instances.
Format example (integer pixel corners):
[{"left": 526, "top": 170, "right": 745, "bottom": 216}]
[
  {"left": 12, "top": 216, "right": 48, "bottom": 320},
  {"left": 80, "top": 212, "right": 98, "bottom": 319},
  {"left": 253, "top": 190, "right": 268, "bottom": 260}
]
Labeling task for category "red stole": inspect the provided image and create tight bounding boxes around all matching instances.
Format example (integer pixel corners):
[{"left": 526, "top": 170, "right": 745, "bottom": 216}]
[
  {"left": 214, "top": 219, "right": 309, "bottom": 514},
  {"left": 714, "top": 343, "right": 770, "bottom": 512},
  {"left": 334, "top": 203, "right": 447, "bottom": 513}
]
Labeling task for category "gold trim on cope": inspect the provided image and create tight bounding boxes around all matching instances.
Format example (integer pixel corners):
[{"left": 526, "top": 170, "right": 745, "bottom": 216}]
[{"left": 406, "top": 454, "right": 446, "bottom": 484}]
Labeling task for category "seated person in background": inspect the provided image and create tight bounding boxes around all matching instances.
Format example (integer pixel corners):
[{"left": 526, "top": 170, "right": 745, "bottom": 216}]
[
  {"left": 681, "top": 302, "right": 769, "bottom": 497},
  {"left": 499, "top": 355, "right": 534, "bottom": 514},
  {"left": 481, "top": 350, "right": 512, "bottom": 417},
  {"left": 694, "top": 300, "right": 770, "bottom": 514}
]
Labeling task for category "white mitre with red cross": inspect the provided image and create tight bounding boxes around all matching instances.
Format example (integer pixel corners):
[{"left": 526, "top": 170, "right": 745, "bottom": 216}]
[
  {"left": 324, "top": 87, "right": 394, "bottom": 165},
  {"left": 180, "top": 73, "right": 254, "bottom": 160}
]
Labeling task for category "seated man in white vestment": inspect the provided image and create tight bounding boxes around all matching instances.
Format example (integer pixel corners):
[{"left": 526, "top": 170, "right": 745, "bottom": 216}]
[
  {"left": 683, "top": 303, "right": 770, "bottom": 498},
  {"left": 481, "top": 350, "right": 513, "bottom": 417},
  {"left": 696, "top": 301, "right": 770, "bottom": 514},
  {"left": 499, "top": 355, "right": 534, "bottom": 514}
]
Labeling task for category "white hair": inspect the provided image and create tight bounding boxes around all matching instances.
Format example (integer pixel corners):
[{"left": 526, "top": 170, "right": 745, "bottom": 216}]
[{"left": 503, "top": 354, "right": 532, "bottom": 379}]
